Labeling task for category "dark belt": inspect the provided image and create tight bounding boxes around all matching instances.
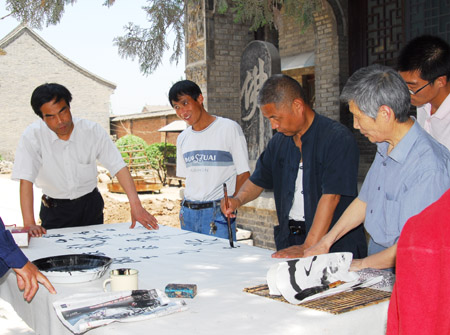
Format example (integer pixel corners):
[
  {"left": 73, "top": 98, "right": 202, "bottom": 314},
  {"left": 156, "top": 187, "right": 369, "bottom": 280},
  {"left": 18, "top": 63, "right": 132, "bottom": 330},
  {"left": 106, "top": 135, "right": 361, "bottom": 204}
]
[
  {"left": 42, "top": 188, "right": 98, "bottom": 208},
  {"left": 183, "top": 200, "right": 219, "bottom": 210},
  {"left": 288, "top": 219, "right": 306, "bottom": 236}
]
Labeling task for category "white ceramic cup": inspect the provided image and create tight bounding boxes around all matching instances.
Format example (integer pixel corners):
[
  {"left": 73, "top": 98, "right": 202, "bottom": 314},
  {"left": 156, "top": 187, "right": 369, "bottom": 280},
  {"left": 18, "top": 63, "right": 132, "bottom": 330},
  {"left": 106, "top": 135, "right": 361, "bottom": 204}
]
[{"left": 103, "top": 268, "right": 139, "bottom": 292}]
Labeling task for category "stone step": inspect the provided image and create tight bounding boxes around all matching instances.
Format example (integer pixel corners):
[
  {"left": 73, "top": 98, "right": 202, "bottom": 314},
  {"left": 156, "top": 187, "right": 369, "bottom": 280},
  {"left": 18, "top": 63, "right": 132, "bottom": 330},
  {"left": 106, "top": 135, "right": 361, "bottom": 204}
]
[{"left": 236, "top": 227, "right": 252, "bottom": 241}]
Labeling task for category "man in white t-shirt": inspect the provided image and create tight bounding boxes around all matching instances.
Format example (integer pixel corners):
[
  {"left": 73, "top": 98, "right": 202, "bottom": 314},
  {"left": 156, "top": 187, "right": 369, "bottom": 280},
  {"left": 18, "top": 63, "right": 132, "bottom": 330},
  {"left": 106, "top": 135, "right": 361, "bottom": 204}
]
[
  {"left": 398, "top": 35, "right": 450, "bottom": 150},
  {"left": 12, "top": 83, "right": 158, "bottom": 237},
  {"left": 168, "top": 80, "right": 250, "bottom": 240}
]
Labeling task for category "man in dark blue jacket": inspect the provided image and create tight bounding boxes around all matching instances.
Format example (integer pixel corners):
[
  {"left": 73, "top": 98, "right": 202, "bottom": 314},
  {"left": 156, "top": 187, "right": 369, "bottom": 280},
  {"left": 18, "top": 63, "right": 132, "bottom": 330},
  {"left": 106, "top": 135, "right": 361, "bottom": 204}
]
[
  {"left": 222, "top": 74, "right": 367, "bottom": 258},
  {"left": 0, "top": 217, "right": 55, "bottom": 301}
]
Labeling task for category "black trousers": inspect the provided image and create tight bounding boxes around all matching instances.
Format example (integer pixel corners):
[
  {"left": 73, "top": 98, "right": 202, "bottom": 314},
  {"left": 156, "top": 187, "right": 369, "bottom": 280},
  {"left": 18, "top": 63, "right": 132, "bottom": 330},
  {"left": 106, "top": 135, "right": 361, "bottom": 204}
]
[{"left": 40, "top": 188, "right": 104, "bottom": 230}]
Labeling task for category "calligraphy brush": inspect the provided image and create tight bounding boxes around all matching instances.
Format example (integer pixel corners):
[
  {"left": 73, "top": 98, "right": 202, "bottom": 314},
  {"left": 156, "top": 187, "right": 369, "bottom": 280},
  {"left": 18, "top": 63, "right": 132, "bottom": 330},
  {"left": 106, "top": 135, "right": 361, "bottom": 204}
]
[
  {"left": 223, "top": 183, "right": 234, "bottom": 248},
  {"left": 295, "top": 280, "right": 344, "bottom": 301}
]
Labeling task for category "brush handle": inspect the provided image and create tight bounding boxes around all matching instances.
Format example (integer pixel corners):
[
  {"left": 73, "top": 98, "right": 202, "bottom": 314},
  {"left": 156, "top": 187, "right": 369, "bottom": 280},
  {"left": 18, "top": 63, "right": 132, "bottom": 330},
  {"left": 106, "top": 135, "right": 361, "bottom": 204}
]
[
  {"left": 295, "top": 280, "right": 344, "bottom": 301},
  {"left": 295, "top": 285, "right": 329, "bottom": 301},
  {"left": 223, "top": 183, "right": 234, "bottom": 247}
]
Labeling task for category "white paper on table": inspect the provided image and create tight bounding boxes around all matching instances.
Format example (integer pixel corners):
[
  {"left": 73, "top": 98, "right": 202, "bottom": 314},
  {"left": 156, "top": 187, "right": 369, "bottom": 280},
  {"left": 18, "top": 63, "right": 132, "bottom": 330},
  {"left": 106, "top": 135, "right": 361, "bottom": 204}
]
[
  {"left": 267, "top": 253, "right": 360, "bottom": 304},
  {"left": 266, "top": 263, "right": 281, "bottom": 296},
  {"left": 53, "top": 289, "right": 188, "bottom": 334}
]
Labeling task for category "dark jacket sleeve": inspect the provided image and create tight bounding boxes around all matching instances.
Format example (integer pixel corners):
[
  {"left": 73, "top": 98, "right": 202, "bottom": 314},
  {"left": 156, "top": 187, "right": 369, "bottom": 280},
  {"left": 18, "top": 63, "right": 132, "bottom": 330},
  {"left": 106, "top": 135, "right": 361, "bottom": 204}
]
[
  {"left": 0, "top": 217, "right": 28, "bottom": 277},
  {"left": 249, "top": 134, "right": 281, "bottom": 190}
]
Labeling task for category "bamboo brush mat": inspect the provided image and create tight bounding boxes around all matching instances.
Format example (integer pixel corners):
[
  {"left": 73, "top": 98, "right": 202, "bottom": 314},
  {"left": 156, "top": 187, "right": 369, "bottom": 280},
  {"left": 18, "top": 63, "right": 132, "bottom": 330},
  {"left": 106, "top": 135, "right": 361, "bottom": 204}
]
[{"left": 243, "top": 284, "right": 391, "bottom": 314}]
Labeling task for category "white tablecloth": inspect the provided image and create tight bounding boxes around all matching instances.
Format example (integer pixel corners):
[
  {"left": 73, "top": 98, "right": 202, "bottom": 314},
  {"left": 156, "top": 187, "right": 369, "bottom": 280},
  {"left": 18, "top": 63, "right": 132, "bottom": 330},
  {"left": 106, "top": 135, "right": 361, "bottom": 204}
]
[{"left": 0, "top": 223, "right": 389, "bottom": 334}]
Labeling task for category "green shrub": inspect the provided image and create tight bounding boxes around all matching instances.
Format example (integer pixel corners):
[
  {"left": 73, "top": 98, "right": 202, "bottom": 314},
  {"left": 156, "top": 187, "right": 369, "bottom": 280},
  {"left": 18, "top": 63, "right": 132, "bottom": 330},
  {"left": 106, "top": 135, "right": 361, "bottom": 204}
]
[
  {"left": 146, "top": 142, "right": 176, "bottom": 184},
  {"left": 115, "top": 135, "right": 149, "bottom": 169},
  {"left": 115, "top": 136, "right": 177, "bottom": 184}
]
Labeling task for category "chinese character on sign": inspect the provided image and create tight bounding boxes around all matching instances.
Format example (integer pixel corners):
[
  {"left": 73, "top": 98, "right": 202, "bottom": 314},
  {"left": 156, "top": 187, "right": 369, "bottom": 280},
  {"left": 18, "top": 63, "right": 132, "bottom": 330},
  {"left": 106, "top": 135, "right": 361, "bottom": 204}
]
[{"left": 241, "top": 58, "right": 268, "bottom": 122}]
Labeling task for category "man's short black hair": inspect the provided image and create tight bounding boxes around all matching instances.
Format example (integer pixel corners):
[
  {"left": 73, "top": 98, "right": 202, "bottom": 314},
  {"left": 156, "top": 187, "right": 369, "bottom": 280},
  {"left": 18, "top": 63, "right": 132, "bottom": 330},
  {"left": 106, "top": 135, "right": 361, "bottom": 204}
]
[
  {"left": 31, "top": 83, "right": 72, "bottom": 118},
  {"left": 397, "top": 35, "right": 450, "bottom": 82},
  {"left": 168, "top": 80, "right": 202, "bottom": 106},
  {"left": 257, "top": 74, "right": 308, "bottom": 107}
]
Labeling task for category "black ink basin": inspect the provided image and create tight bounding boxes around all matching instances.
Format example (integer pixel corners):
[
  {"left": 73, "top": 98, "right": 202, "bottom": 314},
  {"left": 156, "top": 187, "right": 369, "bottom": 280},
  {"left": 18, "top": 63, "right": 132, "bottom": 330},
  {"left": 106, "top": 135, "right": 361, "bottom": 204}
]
[{"left": 33, "top": 254, "right": 113, "bottom": 284}]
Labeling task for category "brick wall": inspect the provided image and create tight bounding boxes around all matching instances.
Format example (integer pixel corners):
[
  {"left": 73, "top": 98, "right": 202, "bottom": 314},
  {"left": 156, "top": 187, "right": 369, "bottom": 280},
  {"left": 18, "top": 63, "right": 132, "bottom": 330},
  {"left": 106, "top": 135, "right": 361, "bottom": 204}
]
[
  {"left": 237, "top": 206, "right": 278, "bottom": 250},
  {"left": 110, "top": 112, "right": 180, "bottom": 145},
  {"left": 0, "top": 27, "right": 115, "bottom": 159},
  {"left": 278, "top": 15, "right": 316, "bottom": 105},
  {"left": 278, "top": 16, "right": 316, "bottom": 58},
  {"left": 276, "top": 3, "right": 345, "bottom": 122},
  {"left": 203, "top": 6, "right": 254, "bottom": 122},
  {"left": 312, "top": 4, "right": 341, "bottom": 121}
]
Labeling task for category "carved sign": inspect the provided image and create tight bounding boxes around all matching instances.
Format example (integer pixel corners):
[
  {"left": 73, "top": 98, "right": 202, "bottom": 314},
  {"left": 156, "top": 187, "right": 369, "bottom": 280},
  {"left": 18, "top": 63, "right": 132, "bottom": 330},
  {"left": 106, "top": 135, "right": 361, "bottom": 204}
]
[{"left": 240, "top": 41, "right": 281, "bottom": 160}]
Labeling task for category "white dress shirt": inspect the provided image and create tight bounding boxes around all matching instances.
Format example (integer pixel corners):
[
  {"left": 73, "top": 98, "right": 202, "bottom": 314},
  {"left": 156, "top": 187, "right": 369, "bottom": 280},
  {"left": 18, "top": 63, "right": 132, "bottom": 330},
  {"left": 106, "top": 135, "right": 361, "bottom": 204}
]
[
  {"left": 12, "top": 117, "right": 125, "bottom": 199},
  {"left": 417, "top": 92, "right": 450, "bottom": 150}
]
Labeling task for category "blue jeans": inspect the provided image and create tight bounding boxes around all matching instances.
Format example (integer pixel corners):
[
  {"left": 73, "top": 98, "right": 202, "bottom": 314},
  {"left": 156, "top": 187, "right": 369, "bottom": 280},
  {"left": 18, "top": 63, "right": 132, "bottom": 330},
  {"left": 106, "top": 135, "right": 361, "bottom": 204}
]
[{"left": 179, "top": 200, "right": 236, "bottom": 241}]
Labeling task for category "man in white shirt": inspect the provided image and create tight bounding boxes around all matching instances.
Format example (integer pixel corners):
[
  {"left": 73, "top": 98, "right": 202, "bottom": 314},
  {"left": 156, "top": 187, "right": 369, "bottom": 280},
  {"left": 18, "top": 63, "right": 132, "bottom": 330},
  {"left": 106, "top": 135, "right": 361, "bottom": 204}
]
[
  {"left": 398, "top": 35, "right": 450, "bottom": 150},
  {"left": 12, "top": 83, "right": 159, "bottom": 237}
]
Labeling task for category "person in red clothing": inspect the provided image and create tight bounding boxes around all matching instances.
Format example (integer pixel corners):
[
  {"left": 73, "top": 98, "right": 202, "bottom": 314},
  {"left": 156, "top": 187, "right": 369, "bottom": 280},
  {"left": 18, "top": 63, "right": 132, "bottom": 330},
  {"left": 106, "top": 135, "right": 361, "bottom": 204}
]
[{"left": 387, "top": 188, "right": 450, "bottom": 334}]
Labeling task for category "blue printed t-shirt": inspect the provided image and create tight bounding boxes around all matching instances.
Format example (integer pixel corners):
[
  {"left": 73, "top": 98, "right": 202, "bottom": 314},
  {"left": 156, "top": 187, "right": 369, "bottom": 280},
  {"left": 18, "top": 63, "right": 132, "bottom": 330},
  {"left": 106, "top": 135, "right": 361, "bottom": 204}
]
[
  {"left": 359, "top": 119, "right": 450, "bottom": 248},
  {"left": 250, "top": 113, "right": 367, "bottom": 256},
  {"left": 176, "top": 117, "right": 250, "bottom": 201}
]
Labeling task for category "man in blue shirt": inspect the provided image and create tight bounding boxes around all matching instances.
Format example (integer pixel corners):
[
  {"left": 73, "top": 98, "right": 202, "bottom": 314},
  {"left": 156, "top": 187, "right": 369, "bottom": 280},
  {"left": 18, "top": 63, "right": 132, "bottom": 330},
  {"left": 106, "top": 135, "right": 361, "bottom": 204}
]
[
  {"left": 305, "top": 64, "right": 450, "bottom": 271},
  {"left": 0, "top": 217, "right": 55, "bottom": 301},
  {"left": 222, "top": 74, "right": 367, "bottom": 259}
]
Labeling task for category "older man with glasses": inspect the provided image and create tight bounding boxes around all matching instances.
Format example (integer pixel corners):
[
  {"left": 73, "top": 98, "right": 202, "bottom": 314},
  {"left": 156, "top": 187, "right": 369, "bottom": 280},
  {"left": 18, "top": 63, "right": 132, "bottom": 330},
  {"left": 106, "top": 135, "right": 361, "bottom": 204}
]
[
  {"left": 304, "top": 64, "right": 450, "bottom": 273},
  {"left": 398, "top": 35, "right": 450, "bottom": 150}
]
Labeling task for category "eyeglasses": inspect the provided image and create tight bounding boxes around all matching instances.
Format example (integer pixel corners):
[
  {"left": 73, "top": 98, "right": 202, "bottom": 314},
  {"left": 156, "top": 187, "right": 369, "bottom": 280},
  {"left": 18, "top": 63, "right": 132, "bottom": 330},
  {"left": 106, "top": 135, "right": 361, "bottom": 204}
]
[{"left": 408, "top": 81, "right": 433, "bottom": 95}]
